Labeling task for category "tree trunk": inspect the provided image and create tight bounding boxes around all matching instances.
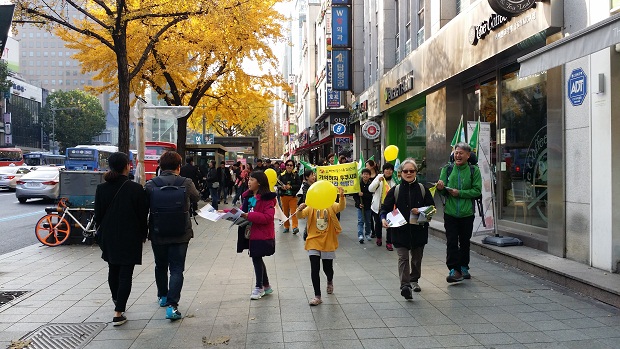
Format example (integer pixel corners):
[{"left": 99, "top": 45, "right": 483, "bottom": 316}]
[{"left": 114, "top": 29, "right": 130, "bottom": 155}]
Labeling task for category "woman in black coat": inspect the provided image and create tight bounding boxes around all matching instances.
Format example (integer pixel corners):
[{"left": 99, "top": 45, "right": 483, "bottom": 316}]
[
  {"left": 94, "top": 152, "right": 148, "bottom": 326},
  {"left": 380, "top": 158, "right": 435, "bottom": 300}
]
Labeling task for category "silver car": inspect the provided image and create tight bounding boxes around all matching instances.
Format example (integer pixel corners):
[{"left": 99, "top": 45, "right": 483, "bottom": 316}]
[
  {"left": 15, "top": 166, "right": 62, "bottom": 203},
  {"left": 0, "top": 166, "right": 32, "bottom": 191}
]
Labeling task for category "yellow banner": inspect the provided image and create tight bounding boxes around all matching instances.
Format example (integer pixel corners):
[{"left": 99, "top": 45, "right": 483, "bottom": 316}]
[{"left": 316, "top": 163, "right": 360, "bottom": 194}]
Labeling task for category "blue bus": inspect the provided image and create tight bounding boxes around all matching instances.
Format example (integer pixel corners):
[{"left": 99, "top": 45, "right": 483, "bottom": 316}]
[
  {"left": 23, "top": 152, "right": 66, "bottom": 166},
  {"left": 64, "top": 145, "right": 119, "bottom": 171}
]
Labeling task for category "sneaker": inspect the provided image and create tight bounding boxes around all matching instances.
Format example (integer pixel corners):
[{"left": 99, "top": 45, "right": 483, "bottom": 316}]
[
  {"left": 411, "top": 282, "right": 421, "bottom": 292},
  {"left": 282, "top": 228, "right": 290, "bottom": 234},
  {"left": 263, "top": 286, "right": 274, "bottom": 295},
  {"left": 293, "top": 228, "right": 299, "bottom": 234},
  {"left": 359, "top": 238, "right": 365, "bottom": 244},
  {"left": 461, "top": 266, "right": 471, "bottom": 279},
  {"left": 370, "top": 234, "right": 376, "bottom": 238},
  {"left": 376, "top": 238, "right": 382, "bottom": 246},
  {"left": 400, "top": 286, "right": 413, "bottom": 300},
  {"left": 326, "top": 283, "right": 334, "bottom": 294},
  {"left": 303, "top": 231, "right": 308, "bottom": 241},
  {"left": 386, "top": 243, "right": 393, "bottom": 251},
  {"left": 158, "top": 296, "right": 167, "bottom": 307},
  {"left": 112, "top": 314, "right": 127, "bottom": 326},
  {"left": 365, "top": 234, "right": 372, "bottom": 241},
  {"left": 309, "top": 297, "right": 322, "bottom": 306},
  {"left": 446, "top": 269, "right": 464, "bottom": 283},
  {"left": 165, "top": 306, "right": 182, "bottom": 320},
  {"left": 250, "top": 287, "right": 265, "bottom": 300}
]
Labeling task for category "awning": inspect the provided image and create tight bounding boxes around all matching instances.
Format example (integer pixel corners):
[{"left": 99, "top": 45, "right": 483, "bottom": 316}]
[
  {"left": 294, "top": 136, "right": 333, "bottom": 153},
  {"left": 518, "top": 13, "right": 620, "bottom": 76}
]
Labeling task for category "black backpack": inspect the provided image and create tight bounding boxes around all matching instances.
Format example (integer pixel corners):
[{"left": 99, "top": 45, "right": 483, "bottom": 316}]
[
  {"left": 149, "top": 176, "right": 188, "bottom": 236},
  {"left": 444, "top": 162, "right": 485, "bottom": 226}
]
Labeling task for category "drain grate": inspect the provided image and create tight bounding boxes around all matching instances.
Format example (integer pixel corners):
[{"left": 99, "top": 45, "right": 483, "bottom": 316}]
[
  {"left": 17, "top": 323, "right": 106, "bottom": 349},
  {"left": 0, "top": 291, "right": 28, "bottom": 307}
]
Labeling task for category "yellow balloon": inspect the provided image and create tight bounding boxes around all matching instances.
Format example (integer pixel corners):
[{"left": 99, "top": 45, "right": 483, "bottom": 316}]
[
  {"left": 384, "top": 145, "right": 399, "bottom": 161},
  {"left": 305, "top": 180, "right": 337, "bottom": 209},
  {"left": 265, "top": 168, "right": 278, "bottom": 190}
]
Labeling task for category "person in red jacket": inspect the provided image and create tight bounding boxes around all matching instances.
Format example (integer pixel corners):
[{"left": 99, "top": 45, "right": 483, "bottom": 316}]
[{"left": 237, "top": 171, "right": 277, "bottom": 300}]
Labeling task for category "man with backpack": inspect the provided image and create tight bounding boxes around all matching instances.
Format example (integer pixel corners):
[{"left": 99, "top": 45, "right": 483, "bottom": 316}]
[
  {"left": 436, "top": 142, "right": 482, "bottom": 283},
  {"left": 145, "top": 151, "right": 200, "bottom": 321}
]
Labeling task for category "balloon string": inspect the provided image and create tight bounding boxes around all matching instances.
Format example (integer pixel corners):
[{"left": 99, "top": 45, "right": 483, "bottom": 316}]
[{"left": 278, "top": 206, "right": 302, "bottom": 226}]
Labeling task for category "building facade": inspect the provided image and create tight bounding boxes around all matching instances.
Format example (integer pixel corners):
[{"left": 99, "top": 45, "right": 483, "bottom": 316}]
[{"left": 286, "top": 0, "right": 620, "bottom": 273}]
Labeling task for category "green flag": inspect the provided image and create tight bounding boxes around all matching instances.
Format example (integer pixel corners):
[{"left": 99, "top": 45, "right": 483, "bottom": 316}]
[
  {"left": 468, "top": 116, "right": 480, "bottom": 154},
  {"left": 368, "top": 155, "right": 375, "bottom": 163},
  {"left": 300, "top": 160, "right": 315, "bottom": 172},
  {"left": 450, "top": 115, "right": 465, "bottom": 147},
  {"left": 357, "top": 152, "right": 365, "bottom": 177}
]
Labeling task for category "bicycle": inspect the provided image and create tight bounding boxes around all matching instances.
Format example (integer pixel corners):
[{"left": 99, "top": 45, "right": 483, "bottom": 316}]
[{"left": 35, "top": 198, "right": 98, "bottom": 247}]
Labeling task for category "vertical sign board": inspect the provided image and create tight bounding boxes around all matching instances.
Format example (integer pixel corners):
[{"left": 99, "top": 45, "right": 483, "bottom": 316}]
[
  {"left": 331, "top": 6, "right": 350, "bottom": 48},
  {"left": 567, "top": 68, "right": 587, "bottom": 106},
  {"left": 327, "top": 61, "right": 332, "bottom": 84},
  {"left": 327, "top": 88, "right": 341, "bottom": 108},
  {"left": 332, "top": 50, "right": 351, "bottom": 91},
  {"left": 467, "top": 121, "right": 494, "bottom": 234}
]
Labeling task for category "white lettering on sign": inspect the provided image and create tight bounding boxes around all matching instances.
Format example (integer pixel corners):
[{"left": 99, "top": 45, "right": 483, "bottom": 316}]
[{"left": 570, "top": 80, "right": 584, "bottom": 94}]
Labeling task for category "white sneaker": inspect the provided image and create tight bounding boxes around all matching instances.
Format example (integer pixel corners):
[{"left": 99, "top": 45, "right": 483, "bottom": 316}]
[{"left": 250, "top": 287, "right": 265, "bottom": 300}]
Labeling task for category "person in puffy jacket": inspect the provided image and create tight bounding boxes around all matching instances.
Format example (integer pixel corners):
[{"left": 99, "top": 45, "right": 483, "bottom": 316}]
[
  {"left": 436, "top": 142, "right": 482, "bottom": 283},
  {"left": 278, "top": 160, "right": 302, "bottom": 234},
  {"left": 236, "top": 171, "right": 277, "bottom": 300}
]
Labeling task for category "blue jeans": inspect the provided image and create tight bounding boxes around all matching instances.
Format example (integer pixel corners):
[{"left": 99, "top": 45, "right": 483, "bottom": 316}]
[
  {"left": 209, "top": 187, "right": 219, "bottom": 210},
  {"left": 357, "top": 208, "right": 372, "bottom": 239},
  {"left": 152, "top": 242, "right": 189, "bottom": 307}
]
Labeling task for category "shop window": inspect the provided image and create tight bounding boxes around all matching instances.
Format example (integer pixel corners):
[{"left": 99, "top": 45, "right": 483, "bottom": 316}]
[
  {"left": 499, "top": 70, "right": 547, "bottom": 228},
  {"left": 405, "top": 105, "right": 427, "bottom": 182}
]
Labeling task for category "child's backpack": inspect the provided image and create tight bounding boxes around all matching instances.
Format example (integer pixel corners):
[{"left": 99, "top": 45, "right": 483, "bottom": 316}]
[{"left": 149, "top": 176, "right": 188, "bottom": 236}]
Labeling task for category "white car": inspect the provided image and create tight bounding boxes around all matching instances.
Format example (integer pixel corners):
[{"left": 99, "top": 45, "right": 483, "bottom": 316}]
[
  {"left": 15, "top": 166, "right": 62, "bottom": 203},
  {"left": 0, "top": 166, "right": 32, "bottom": 191}
]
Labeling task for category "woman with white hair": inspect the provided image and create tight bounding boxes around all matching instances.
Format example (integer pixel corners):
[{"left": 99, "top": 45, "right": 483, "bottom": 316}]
[{"left": 380, "top": 158, "right": 435, "bottom": 300}]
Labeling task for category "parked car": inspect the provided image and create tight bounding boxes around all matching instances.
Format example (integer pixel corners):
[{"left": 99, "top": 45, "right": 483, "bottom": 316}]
[
  {"left": 15, "top": 166, "right": 62, "bottom": 203},
  {"left": 0, "top": 166, "right": 32, "bottom": 191}
]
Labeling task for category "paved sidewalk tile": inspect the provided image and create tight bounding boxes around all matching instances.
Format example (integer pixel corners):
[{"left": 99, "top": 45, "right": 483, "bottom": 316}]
[{"left": 0, "top": 203, "right": 619, "bottom": 349}]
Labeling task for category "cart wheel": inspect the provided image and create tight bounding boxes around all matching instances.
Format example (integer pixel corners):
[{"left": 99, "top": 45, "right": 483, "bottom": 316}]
[{"left": 35, "top": 214, "right": 71, "bottom": 246}]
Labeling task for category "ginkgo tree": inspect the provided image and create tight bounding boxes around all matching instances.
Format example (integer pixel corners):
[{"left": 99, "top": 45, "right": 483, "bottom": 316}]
[{"left": 11, "top": 0, "right": 274, "bottom": 155}]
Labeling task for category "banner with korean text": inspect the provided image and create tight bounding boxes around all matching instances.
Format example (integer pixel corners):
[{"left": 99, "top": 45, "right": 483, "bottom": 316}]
[{"left": 316, "top": 162, "right": 360, "bottom": 195}]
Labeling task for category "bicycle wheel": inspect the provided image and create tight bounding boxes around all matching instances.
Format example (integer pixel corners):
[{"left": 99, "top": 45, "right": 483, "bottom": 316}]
[{"left": 35, "top": 214, "right": 71, "bottom": 246}]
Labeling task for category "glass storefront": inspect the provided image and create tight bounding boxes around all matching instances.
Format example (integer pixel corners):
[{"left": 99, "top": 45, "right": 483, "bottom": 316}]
[{"left": 462, "top": 67, "right": 548, "bottom": 230}]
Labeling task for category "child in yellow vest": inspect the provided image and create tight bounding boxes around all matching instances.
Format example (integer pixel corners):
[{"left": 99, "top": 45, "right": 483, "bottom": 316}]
[{"left": 297, "top": 187, "right": 346, "bottom": 306}]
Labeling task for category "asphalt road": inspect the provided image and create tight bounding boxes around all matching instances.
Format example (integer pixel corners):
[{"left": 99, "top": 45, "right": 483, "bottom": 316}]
[{"left": 0, "top": 189, "right": 52, "bottom": 255}]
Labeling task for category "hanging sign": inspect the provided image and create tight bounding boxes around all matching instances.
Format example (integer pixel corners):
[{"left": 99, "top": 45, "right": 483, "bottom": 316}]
[{"left": 362, "top": 121, "right": 381, "bottom": 140}]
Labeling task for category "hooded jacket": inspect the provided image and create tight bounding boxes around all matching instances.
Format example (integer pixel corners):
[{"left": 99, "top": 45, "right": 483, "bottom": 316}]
[
  {"left": 439, "top": 163, "right": 482, "bottom": 218},
  {"left": 297, "top": 198, "right": 346, "bottom": 252},
  {"left": 368, "top": 174, "right": 397, "bottom": 214}
]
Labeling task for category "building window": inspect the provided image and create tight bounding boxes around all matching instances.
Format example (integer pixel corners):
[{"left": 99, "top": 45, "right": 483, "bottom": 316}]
[
  {"left": 66, "top": 60, "right": 71, "bottom": 66},
  {"left": 43, "top": 61, "right": 48, "bottom": 66},
  {"left": 22, "top": 51, "right": 26, "bottom": 57},
  {"left": 58, "top": 79, "right": 63, "bottom": 85},
  {"left": 417, "top": 0, "right": 425, "bottom": 46},
  {"left": 29, "top": 51, "right": 33, "bottom": 57},
  {"left": 59, "top": 52, "right": 63, "bottom": 57},
  {"left": 51, "top": 80, "right": 56, "bottom": 85}
]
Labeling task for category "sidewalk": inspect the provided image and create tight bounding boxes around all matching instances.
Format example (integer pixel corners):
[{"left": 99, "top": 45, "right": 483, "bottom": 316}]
[{"left": 0, "top": 202, "right": 618, "bottom": 349}]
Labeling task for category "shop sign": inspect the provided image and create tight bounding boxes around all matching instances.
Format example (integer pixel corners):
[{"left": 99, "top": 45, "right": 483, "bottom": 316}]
[
  {"left": 384, "top": 71, "right": 414, "bottom": 104},
  {"left": 331, "top": 6, "right": 351, "bottom": 48},
  {"left": 299, "top": 130, "right": 308, "bottom": 146},
  {"left": 327, "top": 88, "right": 341, "bottom": 108},
  {"left": 330, "top": 115, "right": 348, "bottom": 126},
  {"left": 488, "top": 0, "right": 536, "bottom": 18},
  {"left": 333, "top": 123, "right": 346, "bottom": 135},
  {"left": 332, "top": 50, "right": 351, "bottom": 91},
  {"left": 406, "top": 122, "right": 415, "bottom": 139},
  {"left": 331, "top": 0, "right": 352, "bottom": 4},
  {"left": 362, "top": 121, "right": 381, "bottom": 140},
  {"left": 327, "top": 61, "right": 332, "bottom": 84},
  {"left": 469, "top": 13, "right": 509, "bottom": 45},
  {"left": 567, "top": 68, "right": 587, "bottom": 106},
  {"left": 283, "top": 120, "right": 289, "bottom": 136},
  {"left": 290, "top": 124, "right": 297, "bottom": 134}
]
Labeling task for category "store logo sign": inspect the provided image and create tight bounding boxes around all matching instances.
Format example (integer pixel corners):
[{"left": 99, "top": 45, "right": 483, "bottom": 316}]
[
  {"left": 362, "top": 121, "right": 381, "bottom": 140},
  {"left": 567, "top": 68, "right": 587, "bottom": 106},
  {"left": 469, "top": 13, "right": 509, "bottom": 45},
  {"left": 385, "top": 71, "right": 414, "bottom": 104},
  {"left": 488, "top": 0, "right": 537, "bottom": 18}
]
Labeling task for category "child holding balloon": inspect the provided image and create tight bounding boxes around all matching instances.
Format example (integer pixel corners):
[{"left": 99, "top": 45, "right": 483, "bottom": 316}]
[{"left": 297, "top": 184, "right": 346, "bottom": 306}]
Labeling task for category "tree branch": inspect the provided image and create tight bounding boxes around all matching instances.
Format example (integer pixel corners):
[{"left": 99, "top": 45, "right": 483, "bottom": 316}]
[{"left": 64, "top": 0, "right": 114, "bottom": 28}]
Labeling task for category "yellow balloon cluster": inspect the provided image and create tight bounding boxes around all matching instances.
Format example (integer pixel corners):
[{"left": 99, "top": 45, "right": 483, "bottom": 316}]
[{"left": 305, "top": 180, "right": 337, "bottom": 209}]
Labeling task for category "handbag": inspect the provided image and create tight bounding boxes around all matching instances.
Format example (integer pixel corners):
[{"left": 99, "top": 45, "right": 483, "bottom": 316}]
[{"left": 96, "top": 180, "right": 129, "bottom": 242}]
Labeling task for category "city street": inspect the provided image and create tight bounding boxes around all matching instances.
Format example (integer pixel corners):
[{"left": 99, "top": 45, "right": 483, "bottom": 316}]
[
  {"left": 0, "top": 199, "right": 618, "bottom": 349},
  {"left": 0, "top": 190, "right": 49, "bottom": 255}
]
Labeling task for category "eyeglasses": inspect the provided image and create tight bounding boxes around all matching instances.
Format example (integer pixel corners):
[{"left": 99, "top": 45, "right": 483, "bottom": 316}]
[
  {"left": 286, "top": 164, "right": 294, "bottom": 167},
  {"left": 401, "top": 169, "right": 417, "bottom": 174}
]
